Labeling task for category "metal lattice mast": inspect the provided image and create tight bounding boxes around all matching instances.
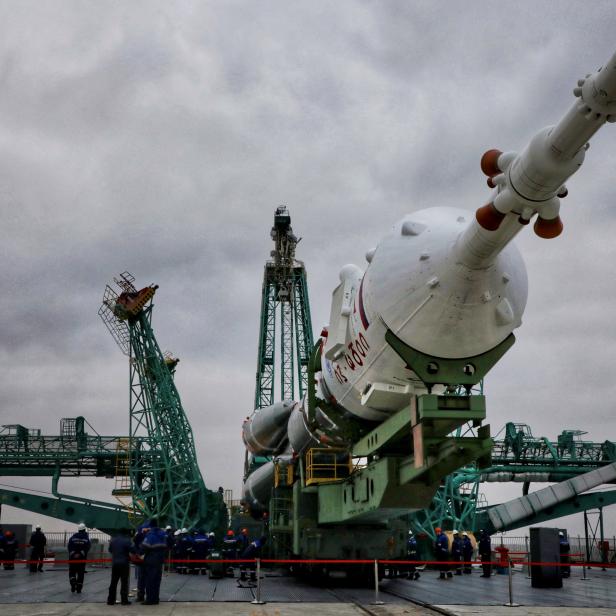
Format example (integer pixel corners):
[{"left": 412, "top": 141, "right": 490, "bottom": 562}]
[
  {"left": 255, "top": 281, "right": 276, "bottom": 409},
  {"left": 254, "top": 207, "right": 314, "bottom": 409},
  {"left": 99, "top": 272, "right": 225, "bottom": 531},
  {"left": 280, "top": 301, "right": 294, "bottom": 400},
  {"left": 292, "top": 267, "right": 313, "bottom": 397}
]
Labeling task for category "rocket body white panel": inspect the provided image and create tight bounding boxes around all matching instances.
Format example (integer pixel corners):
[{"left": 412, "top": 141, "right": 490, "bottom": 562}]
[{"left": 321, "top": 207, "right": 528, "bottom": 420}]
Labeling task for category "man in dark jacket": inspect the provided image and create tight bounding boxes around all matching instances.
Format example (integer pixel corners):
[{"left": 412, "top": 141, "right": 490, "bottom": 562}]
[
  {"left": 29, "top": 525, "right": 47, "bottom": 572},
  {"left": 191, "top": 529, "right": 209, "bottom": 574},
  {"left": 478, "top": 529, "right": 492, "bottom": 577},
  {"left": 68, "top": 523, "right": 91, "bottom": 593},
  {"left": 107, "top": 528, "right": 133, "bottom": 605},
  {"left": 132, "top": 525, "right": 148, "bottom": 602},
  {"left": 451, "top": 530, "right": 463, "bottom": 575},
  {"left": 239, "top": 536, "right": 267, "bottom": 582},
  {"left": 222, "top": 530, "right": 238, "bottom": 577},
  {"left": 176, "top": 528, "right": 193, "bottom": 575},
  {"left": 407, "top": 531, "right": 420, "bottom": 580},
  {"left": 435, "top": 527, "right": 451, "bottom": 579},
  {"left": 141, "top": 519, "right": 168, "bottom": 605},
  {"left": 3, "top": 531, "right": 18, "bottom": 569},
  {"left": 462, "top": 532, "right": 474, "bottom": 574},
  {"left": 236, "top": 528, "right": 250, "bottom": 553}
]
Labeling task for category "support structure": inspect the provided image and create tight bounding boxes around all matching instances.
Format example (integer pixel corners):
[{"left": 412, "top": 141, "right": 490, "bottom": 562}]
[
  {"left": 254, "top": 207, "right": 313, "bottom": 409},
  {"left": 410, "top": 421, "right": 616, "bottom": 538},
  {"left": 99, "top": 272, "right": 227, "bottom": 531},
  {"left": 584, "top": 508, "right": 608, "bottom": 566}
]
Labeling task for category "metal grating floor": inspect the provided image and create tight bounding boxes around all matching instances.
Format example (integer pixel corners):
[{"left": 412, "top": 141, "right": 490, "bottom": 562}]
[{"left": 0, "top": 565, "right": 615, "bottom": 608}]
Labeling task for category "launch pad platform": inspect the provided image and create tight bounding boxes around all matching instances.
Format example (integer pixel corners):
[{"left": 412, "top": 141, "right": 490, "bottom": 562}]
[{"left": 1, "top": 566, "right": 615, "bottom": 615}]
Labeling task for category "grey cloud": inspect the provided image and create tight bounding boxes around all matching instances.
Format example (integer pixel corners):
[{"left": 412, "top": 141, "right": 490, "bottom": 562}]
[{"left": 1, "top": 1, "right": 616, "bottom": 535}]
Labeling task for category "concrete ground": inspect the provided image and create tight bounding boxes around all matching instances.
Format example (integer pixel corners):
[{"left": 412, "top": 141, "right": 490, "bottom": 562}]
[
  {"left": 0, "top": 603, "right": 614, "bottom": 616},
  {"left": 0, "top": 565, "right": 615, "bottom": 615}
]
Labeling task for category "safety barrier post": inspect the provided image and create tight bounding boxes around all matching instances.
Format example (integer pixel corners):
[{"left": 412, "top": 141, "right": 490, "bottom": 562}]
[
  {"left": 524, "top": 536, "right": 531, "bottom": 579},
  {"left": 251, "top": 558, "right": 265, "bottom": 605},
  {"left": 503, "top": 558, "right": 520, "bottom": 607},
  {"left": 578, "top": 535, "right": 589, "bottom": 581},
  {"left": 372, "top": 559, "right": 384, "bottom": 605}
]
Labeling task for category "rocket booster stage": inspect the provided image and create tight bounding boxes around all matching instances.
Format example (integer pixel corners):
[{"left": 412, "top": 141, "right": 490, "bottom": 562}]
[{"left": 242, "top": 49, "right": 616, "bottom": 511}]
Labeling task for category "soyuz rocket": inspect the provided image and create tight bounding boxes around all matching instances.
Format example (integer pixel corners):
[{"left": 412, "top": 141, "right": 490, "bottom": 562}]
[{"left": 242, "top": 50, "right": 616, "bottom": 512}]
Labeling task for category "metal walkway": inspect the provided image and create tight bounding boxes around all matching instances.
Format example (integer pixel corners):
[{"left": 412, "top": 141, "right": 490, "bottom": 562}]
[{"left": 1, "top": 566, "right": 615, "bottom": 609}]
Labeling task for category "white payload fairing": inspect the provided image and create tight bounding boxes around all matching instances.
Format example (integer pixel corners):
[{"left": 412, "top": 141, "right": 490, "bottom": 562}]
[{"left": 242, "top": 49, "right": 616, "bottom": 512}]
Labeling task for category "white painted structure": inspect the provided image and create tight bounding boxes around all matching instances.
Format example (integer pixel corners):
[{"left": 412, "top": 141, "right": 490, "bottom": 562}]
[{"left": 242, "top": 49, "right": 616, "bottom": 509}]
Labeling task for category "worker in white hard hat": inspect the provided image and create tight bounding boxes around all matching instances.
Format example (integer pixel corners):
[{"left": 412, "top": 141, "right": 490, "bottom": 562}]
[
  {"left": 462, "top": 532, "right": 473, "bottom": 574},
  {"left": 451, "top": 529, "right": 463, "bottom": 575},
  {"left": 406, "top": 530, "right": 420, "bottom": 580},
  {"left": 68, "top": 523, "right": 91, "bottom": 593},
  {"left": 28, "top": 525, "right": 46, "bottom": 572}
]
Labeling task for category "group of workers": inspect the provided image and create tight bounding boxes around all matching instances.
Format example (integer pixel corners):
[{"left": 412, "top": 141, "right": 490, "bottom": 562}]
[
  {"left": 169, "top": 526, "right": 265, "bottom": 581},
  {"left": 168, "top": 527, "right": 217, "bottom": 574},
  {"left": 0, "top": 520, "right": 264, "bottom": 603},
  {"left": 0, "top": 525, "right": 49, "bottom": 573},
  {"left": 434, "top": 528, "right": 493, "bottom": 579},
  {"left": 389, "top": 528, "right": 493, "bottom": 580}
]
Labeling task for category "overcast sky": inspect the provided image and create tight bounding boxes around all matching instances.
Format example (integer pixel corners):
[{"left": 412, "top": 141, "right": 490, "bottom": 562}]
[{"left": 1, "top": 1, "right": 615, "bottom": 536}]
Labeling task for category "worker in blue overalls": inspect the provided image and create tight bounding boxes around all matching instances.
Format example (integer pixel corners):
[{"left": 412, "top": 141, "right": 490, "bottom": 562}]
[
  {"left": 451, "top": 529, "right": 463, "bottom": 575},
  {"left": 176, "top": 528, "right": 193, "bottom": 574},
  {"left": 222, "top": 530, "right": 238, "bottom": 577},
  {"left": 29, "top": 525, "right": 47, "bottom": 572},
  {"left": 435, "top": 527, "right": 452, "bottom": 579},
  {"left": 2, "top": 530, "right": 18, "bottom": 570},
  {"left": 462, "top": 532, "right": 474, "bottom": 574},
  {"left": 239, "top": 536, "right": 267, "bottom": 583},
  {"left": 141, "top": 519, "right": 168, "bottom": 605},
  {"left": 478, "top": 529, "right": 492, "bottom": 577},
  {"left": 407, "top": 531, "right": 420, "bottom": 580},
  {"left": 68, "top": 523, "right": 91, "bottom": 593},
  {"left": 191, "top": 529, "right": 209, "bottom": 574}
]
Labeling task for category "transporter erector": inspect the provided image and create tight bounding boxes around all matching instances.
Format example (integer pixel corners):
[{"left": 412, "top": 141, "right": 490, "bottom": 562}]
[{"left": 242, "top": 49, "right": 616, "bottom": 564}]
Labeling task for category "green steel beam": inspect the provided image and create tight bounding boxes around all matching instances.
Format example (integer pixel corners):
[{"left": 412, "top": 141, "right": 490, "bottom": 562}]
[
  {"left": 0, "top": 422, "right": 149, "bottom": 478},
  {"left": 0, "top": 488, "right": 134, "bottom": 533},
  {"left": 255, "top": 275, "right": 276, "bottom": 409},
  {"left": 293, "top": 268, "right": 314, "bottom": 399},
  {"left": 280, "top": 299, "right": 294, "bottom": 400},
  {"left": 476, "top": 490, "right": 616, "bottom": 534}
]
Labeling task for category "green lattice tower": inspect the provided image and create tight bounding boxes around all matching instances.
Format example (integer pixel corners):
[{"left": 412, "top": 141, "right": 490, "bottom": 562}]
[
  {"left": 99, "top": 272, "right": 226, "bottom": 531},
  {"left": 254, "top": 207, "right": 314, "bottom": 409}
]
